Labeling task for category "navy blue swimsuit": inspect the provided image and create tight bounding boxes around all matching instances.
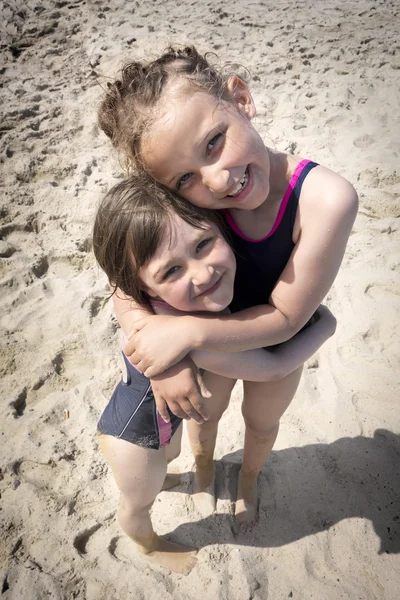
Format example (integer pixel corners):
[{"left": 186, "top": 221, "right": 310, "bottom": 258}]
[
  {"left": 98, "top": 353, "right": 182, "bottom": 449},
  {"left": 226, "top": 160, "right": 318, "bottom": 313}
]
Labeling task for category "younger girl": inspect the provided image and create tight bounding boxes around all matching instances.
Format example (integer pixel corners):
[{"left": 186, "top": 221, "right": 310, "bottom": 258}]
[
  {"left": 98, "top": 46, "right": 358, "bottom": 529},
  {"left": 93, "top": 176, "right": 335, "bottom": 574}
]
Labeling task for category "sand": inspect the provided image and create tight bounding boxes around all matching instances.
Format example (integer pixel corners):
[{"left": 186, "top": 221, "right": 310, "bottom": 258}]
[{"left": 0, "top": 0, "right": 399, "bottom": 598}]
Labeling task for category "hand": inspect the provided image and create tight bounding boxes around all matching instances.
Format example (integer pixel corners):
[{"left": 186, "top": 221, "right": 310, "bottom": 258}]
[
  {"left": 150, "top": 356, "right": 211, "bottom": 424},
  {"left": 125, "top": 314, "right": 195, "bottom": 377}
]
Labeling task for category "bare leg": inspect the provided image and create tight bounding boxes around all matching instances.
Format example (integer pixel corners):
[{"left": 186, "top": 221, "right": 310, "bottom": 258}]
[
  {"left": 162, "top": 424, "right": 183, "bottom": 490},
  {"left": 186, "top": 373, "right": 236, "bottom": 515},
  {"left": 99, "top": 432, "right": 197, "bottom": 574},
  {"left": 236, "top": 366, "right": 303, "bottom": 530}
]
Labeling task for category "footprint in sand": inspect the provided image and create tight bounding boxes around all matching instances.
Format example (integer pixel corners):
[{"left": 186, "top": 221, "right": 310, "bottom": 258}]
[
  {"left": 14, "top": 458, "right": 74, "bottom": 495},
  {"left": 8, "top": 388, "right": 27, "bottom": 418},
  {"left": 103, "top": 535, "right": 132, "bottom": 564},
  {"left": 82, "top": 293, "right": 108, "bottom": 322},
  {"left": 43, "top": 344, "right": 96, "bottom": 389},
  {"left": 0, "top": 240, "right": 16, "bottom": 258},
  {"left": 31, "top": 255, "right": 49, "bottom": 278},
  {"left": 73, "top": 523, "right": 103, "bottom": 556},
  {"left": 353, "top": 133, "right": 374, "bottom": 148}
]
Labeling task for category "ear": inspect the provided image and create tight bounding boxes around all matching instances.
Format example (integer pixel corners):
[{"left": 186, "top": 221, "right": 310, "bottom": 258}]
[{"left": 227, "top": 76, "right": 256, "bottom": 120}]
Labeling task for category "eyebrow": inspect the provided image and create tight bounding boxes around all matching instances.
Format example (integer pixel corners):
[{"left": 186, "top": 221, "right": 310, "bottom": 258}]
[
  {"left": 165, "top": 122, "right": 225, "bottom": 186},
  {"left": 151, "top": 227, "right": 210, "bottom": 279}
]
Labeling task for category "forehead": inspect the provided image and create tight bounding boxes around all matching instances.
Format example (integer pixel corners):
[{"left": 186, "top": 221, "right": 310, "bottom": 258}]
[
  {"left": 146, "top": 213, "right": 214, "bottom": 270},
  {"left": 153, "top": 212, "right": 193, "bottom": 253},
  {"left": 142, "top": 87, "right": 225, "bottom": 177}
]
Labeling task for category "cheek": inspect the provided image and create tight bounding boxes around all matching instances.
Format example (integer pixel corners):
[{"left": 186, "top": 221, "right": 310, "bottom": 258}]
[
  {"left": 216, "top": 243, "right": 236, "bottom": 273},
  {"left": 228, "top": 249, "right": 237, "bottom": 277},
  {"left": 185, "top": 186, "right": 213, "bottom": 209},
  {"left": 165, "top": 281, "right": 188, "bottom": 302}
]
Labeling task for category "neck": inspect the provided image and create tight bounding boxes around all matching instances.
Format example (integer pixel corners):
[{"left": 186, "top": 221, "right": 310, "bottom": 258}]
[{"left": 267, "top": 148, "right": 291, "bottom": 196}]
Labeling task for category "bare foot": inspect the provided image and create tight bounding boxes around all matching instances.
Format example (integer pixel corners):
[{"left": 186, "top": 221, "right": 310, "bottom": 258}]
[
  {"left": 137, "top": 536, "right": 197, "bottom": 575},
  {"left": 235, "top": 470, "right": 259, "bottom": 531},
  {"left": 161, "top": 473, "right": 182, "bottom": 491},
  {"left": 192, "top": 462, "right": 216, "bottom": 517}
]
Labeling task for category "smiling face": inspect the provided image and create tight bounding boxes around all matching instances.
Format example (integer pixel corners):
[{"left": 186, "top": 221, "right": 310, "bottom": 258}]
[
  {"left": 141, "top": 79, "right": 271, "bottom": 212},
  {"left": 139, "top": 212, "right": 236, "bottom": 313}
]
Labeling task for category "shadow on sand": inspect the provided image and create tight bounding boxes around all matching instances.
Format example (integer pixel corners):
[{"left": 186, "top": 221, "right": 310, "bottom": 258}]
[{"left": 167, "top": 429, "right": 399, "bottom": 554}]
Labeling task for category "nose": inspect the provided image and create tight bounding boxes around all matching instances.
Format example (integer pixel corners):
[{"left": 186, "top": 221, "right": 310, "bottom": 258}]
[
  {"left": 191, "top": 263, "right": 214, "bottom": 287},
  {"left": 201, "top": 164, "right": 232, "bottom": 195}
]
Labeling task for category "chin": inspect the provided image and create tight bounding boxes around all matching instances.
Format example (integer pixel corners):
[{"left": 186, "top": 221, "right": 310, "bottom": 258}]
[{"left": 207, "top": 293, "right": 233, "bottom": 312}]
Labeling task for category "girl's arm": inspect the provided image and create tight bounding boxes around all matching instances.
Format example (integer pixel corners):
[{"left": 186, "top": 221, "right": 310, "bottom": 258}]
[
  {"left": 194, "top": 169, "right": 358, "bottom": 350},
  {"left": 113, "top": 291, "right": 212, "bottom": 424},
  {"left": 151, "top": 302, "right": 336, "bottom": 381},
  {"left": 113, "top": 291, "right": 155, "bottom": 334},
  {"left": 127, "top": 167, "right": 358, "bottom": 377},
  {"left": 191, "top": 306, "right": 336, "bottom": 380}
]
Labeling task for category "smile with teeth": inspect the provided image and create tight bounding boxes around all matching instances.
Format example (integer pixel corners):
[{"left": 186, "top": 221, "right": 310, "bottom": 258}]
[{"left": 227, "top": 168, "right": 249, "bottom": 197}]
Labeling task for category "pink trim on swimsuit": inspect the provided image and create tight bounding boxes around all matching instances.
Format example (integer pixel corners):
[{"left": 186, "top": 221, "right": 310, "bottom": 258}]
[
  {"left": 223, "top": 159, "right": 312, "bottom": 242},
  {"left": 157, "top": 411, "right": 172, "bottom": 447}
]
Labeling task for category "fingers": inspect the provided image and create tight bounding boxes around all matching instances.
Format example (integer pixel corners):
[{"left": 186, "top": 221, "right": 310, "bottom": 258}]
[
  {"left": 122, "top": 339, "right": 135, "bottom": 358},
  {"left": 127, "top": 319, "right": 145, "bottom": 338},
  {"left": 196, "top": 371, "right": 212, "bottom": 399},
  {"left": 152, "top": 384, "right": 206, "bottom": 422},
  {"left": 181, "top": 400, "right": 206, "bottom": 424},
  {"left": 154, "top": 396, "right": 170, "bottom": 423},
  {"left": 126, "top": 354, "right": 149, "bottom": 375},
  {"left": 122, "top": 350, "right": 156, "bottom": 377},
  {"left": 156, "top": 398, "right": 204, "bottom": 423},
  {"left": 143, "top": 365, "right": 160, "bottom": 378},
  {"left": 167, "top": 400, "right": 196, "bottom": 421},
  {"left": 149, "top": 357, "right": 210, "bottom": 423},
  {"left": 184, "top": 390, "right": 209, "bottom": 423},
  {"left": 164, "top": 397, "right": 208, "bottom": 424}
]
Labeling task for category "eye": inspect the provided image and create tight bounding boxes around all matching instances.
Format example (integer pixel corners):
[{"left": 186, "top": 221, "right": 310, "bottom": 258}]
[
  {"left": 207, "top": 133, "right": 222, "bottom": 153},
  {"left": 196, "top": 237, "right": 213, "bottom": 253},
  {"left": 177, "top": 172, "right": 192, "bottom": 189},
  {"left": 162, "top": 265, "right": 180, "bottom": 281}
]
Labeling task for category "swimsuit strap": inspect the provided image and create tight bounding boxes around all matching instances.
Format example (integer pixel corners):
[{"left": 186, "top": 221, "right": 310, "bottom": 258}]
[{"left": 224, "top": 159, "right": 316, "bottom": 242}]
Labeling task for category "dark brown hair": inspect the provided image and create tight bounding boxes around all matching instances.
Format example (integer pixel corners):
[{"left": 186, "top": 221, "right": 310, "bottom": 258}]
[
  {"left": 93, "top": 175, "right": 227, "bottom": 305},
  {"left": 98, "top": 45, "right": 241, "bottom": 171}
]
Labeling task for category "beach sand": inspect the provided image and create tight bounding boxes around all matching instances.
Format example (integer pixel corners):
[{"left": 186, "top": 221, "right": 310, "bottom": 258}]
[{"left": 1, "top": 0, "right": 399, "bottom": 598}]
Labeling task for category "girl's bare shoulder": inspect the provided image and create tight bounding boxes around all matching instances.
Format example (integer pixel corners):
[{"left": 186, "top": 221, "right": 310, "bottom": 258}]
[{"left": 300, "top": 163, "right": 358, "bottom": 216}]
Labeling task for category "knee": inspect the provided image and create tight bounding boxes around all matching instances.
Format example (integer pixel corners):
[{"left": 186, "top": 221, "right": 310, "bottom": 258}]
[
  {"left": 210, "top": 394, "right": 231, "bottom": 422},
  {"left": 242, "top": 413, "right": 280, "bottom": 439}
]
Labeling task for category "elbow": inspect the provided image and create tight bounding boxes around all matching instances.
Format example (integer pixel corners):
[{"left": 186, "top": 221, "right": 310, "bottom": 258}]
[
  {"left": 336, "top": 181, "right": 359, "bottom": 226},
  {"left": 348, "top": 185, "right": 359, "bottom": 223},
  {"left": 282, "top": 315, "right": 304, "bottom": 339}
]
